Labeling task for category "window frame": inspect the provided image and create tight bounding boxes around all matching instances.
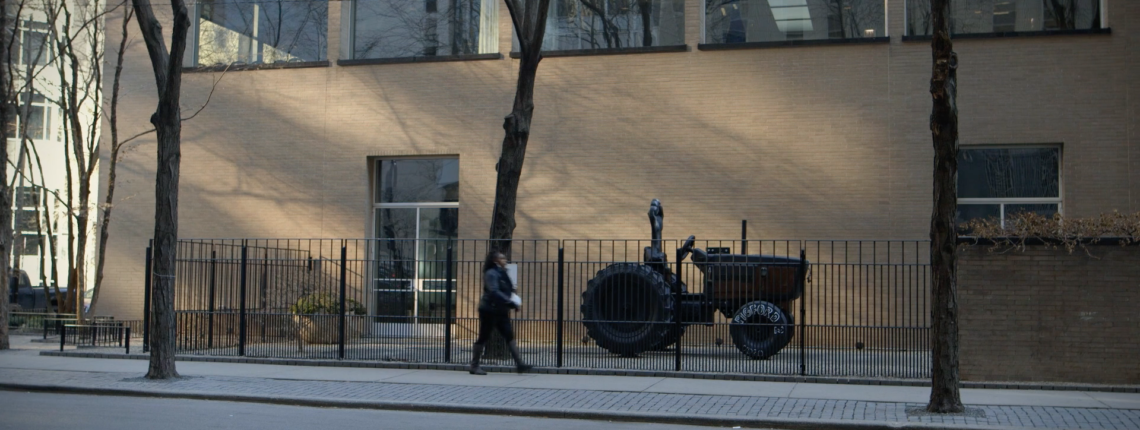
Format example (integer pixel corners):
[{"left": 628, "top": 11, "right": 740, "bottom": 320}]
[
  {"left": 344, "top": 0, "right": 501, "bottom": 64},
  {"left": 902, "top": 0, "right": 1110, "bottom": 39},
  {"left": 188, "top": 0, "right": 331, "bottom": 70},
  {"left": 369, "top": 156, "right": 459, "bottom": 328},
  {"left": 698, "top": 0, "right": 890, "bottom": 49},
  {"left": 957, "top": 144, "right": 1063, "bottom": 228}
]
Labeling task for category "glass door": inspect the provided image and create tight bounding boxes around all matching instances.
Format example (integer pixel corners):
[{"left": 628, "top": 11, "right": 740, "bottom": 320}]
[{"left": 371, "top": 158, "right": 458, "bottom": 334}]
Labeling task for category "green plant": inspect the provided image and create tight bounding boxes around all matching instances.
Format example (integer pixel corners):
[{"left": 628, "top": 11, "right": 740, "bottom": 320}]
[{"left": 289, "top": 293, "right": 367, "bottom": 316}]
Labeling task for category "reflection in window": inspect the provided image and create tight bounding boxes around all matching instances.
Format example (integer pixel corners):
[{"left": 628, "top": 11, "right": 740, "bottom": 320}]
[
  {"left": 9, "top": 20, "right": 53, "bottom": 66},
  {"left": 376, "top": 158, "right": 459, "bottom": 203},
  {"left": 705, "top": 0, "right": 884, "bottom": 44},
  {"left": 195, "top": 0, "right": 328, "bottom": 66},
  {"left": 957, "top": 147, "right": 1061, "bottom": 229},
  {"left": 906, "top": 0, "right": 1102, "bottom": 37},
  {"left": 353, "top": 0, "right": 498, "bottom": 59},
  {"left": 529, "top": 0, "right": 685, "bottom": 51},
  {"left": 372, "top": 158, "right": 459, "bottom": 323},
  {"left": 6, "top": 92, "right": 53, "bottom": 140}
]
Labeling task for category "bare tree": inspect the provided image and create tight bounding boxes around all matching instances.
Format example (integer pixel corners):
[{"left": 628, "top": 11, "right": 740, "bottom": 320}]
[
  {"left": 489, "top": 0, "right": 551, "bottom": 258},
  {"left": 0, "top": 0, "right": 12, "bottom": 350},
  {"left": 131, "top": 0, "right": 191, "bottom": 380},
  {"left": 927, "top": 0, "right": 963, "bottom": 414}
]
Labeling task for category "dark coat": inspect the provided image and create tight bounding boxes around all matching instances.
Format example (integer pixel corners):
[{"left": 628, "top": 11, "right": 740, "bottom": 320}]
[{"left": 478, "top": 266, "right": 516, "bottom": 314}]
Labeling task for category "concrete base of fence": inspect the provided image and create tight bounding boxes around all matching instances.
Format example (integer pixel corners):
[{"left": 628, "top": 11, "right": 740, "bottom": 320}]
[{"left": 38, "top": 349, "right": 1140, "bottom": 393}]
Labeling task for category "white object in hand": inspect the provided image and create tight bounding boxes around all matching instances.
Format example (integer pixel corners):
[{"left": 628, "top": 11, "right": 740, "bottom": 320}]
[{"left": 509, "top": 293, "right": 522, "bottom": 308}]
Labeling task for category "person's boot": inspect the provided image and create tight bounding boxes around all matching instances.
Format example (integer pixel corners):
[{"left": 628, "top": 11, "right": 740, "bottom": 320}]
[
  {"left": 508, "top": 341, "right": 533, "bottom": 373},
  {"left": 469, "top": 344, "right": 487, "bottom": 375}
]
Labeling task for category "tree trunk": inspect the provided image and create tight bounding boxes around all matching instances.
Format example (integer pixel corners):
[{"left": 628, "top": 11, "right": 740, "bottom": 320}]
[
  {"left": 89, "top": 6, "right": 134, "bottom": 319},
  {"left": 489, "top": 0, "right": 550, "bottom": 259},
  {"left": 133, "top": 0, "right": 191, "bottom": 380},
  {"left": 927, "top": 0, "right": 963, "bottom": 414},
  {"left": 0, "top": 0, "right": 11, "bottom": 351}
]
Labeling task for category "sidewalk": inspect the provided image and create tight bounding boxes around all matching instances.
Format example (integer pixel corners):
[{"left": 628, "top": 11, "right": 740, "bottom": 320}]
[{"left": 1, "top": 336, "right": 1137, "bottom": 430}]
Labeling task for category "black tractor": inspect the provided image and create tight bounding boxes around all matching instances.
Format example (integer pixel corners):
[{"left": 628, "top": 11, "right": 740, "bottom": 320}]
[{"left": 580, "top": 199, "right": 807, "bottom": 359}]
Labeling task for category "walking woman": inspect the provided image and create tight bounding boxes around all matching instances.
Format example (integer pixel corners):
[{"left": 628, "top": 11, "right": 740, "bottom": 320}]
[{"left": 470, "top": 250, "right": 532, "bottom": 375}]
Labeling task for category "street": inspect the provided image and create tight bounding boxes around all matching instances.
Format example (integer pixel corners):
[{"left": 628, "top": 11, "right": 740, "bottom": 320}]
[{"left": 0, "top": 390, "right": 768, "bottom": 430}]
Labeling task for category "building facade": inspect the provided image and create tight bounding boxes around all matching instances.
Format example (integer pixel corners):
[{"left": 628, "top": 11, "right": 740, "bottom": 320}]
[{"left": 97, "top": 0, "right": 1138, "bottom": 319}]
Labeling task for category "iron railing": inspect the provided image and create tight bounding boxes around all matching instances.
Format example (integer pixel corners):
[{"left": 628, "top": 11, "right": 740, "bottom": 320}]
[{"left": 157, "top": 238, "right": 931, "bottom": 379}]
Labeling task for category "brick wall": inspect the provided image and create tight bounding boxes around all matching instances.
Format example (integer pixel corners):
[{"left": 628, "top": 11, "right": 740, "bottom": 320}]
[
  {"left": 95, "top": 1, "right": 1140, "bottom": 320},
  {"left": 959, "top": 244, "right": 1140, "bottom": 385}
]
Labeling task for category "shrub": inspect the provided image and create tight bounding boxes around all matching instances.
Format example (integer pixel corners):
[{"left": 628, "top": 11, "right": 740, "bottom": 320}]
[
  {"left": 962, "top": 211, "right": 1140, "bottom": 253},
  {"left": 289, "top": 293, "right": 367, "bottom": 316}
]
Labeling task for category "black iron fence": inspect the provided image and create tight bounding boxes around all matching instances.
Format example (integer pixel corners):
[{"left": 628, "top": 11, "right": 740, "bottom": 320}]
[
  {"left": 162, "top": 238, "right": 931, "bottom": 379},
  {"left": 59, "top": 322, "right": 134, "bottom": 354},
  {"left": 7, "top": 312, "right": 77, "bottom": 337}
]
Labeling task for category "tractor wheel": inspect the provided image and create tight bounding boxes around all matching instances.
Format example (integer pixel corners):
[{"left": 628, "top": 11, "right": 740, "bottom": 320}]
[
  {"left": 581, "top": 264, "right": 677, "bottom": 356},
  {"left": 729, "top": 301, "right": 794, "bottom": 360}
]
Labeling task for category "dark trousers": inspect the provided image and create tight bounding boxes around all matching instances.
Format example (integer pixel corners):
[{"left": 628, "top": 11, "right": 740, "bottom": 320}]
[{"left": 474, "top": 311, "right": 514, "bottom": 344}]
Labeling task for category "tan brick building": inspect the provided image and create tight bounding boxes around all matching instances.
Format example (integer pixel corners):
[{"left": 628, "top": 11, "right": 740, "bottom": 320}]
[{"left": 97, "top": 0, "right": 1138, "bottom": 320}]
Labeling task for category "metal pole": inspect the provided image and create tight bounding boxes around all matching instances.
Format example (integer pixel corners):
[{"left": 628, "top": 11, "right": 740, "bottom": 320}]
[
  {"left": 741, "top": 220, "right": 748, "bottom": 254},
  {"left": 444, "top": 241, "right": 454, "bottom": 363},
  {"left": 143, "top": 243, "right": 153, "bottom": 352},
  {"left": 208, "top": 250, "right": 217, "bottom": 349},
  {"left": 338, "top": 244, "right": 347, "bottom": 360},
  {"left": 59, "top": 324, "right": 65, "bottom": 351},
  {"left": 239, "top": 244, "right": 248, "bottom": 356},
  {"left": 125, "top": 327, "right": 131, "bottom": 354},
  {"left": 674, "top": 246, "right": 683, "bottom": 372},
  {"left": 799, "top": 248, "right": 807, "bottom": 376},
  {"left": 556, "top": 247, "right": 565, "bottom": 368}
]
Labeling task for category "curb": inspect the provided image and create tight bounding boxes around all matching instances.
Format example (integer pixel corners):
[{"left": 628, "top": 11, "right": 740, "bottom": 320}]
[
  {"left": 0, "top": 382, "right": 1022, "bottom": 430},
  {"left": 39, "top": 350, "right": 1140, "bottom": 394}
]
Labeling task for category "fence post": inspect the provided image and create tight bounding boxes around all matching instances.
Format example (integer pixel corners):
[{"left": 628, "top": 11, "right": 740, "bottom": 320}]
[
  {"left": 208, "top": 250, "right": 217, "bottom": 349},
  {"left": 143, "top": 242, "right": 153, "bottom": 352},
  {"left": 239, "top": 243, "right": 248, "bottom": 356},
  {"left": 59, "top": 324, "right": 65, "bottom": 351},
  {"left": 556, "top": 247, "right": 564, "bottom": 368},
  {"left": 799, "top": 247, "right": 807, "bottom": 377},
  {"left": 444, "top": 241, "right": 454, "bottom": 363},
  {"left": 674, "top": 245, "right": 683, "bottom": 372},
  {"left": 125, "top": 327, "right": 131, "bottom": 354},
  {"left": 338, "top": 243, "right": 347, "bottom": 360}
]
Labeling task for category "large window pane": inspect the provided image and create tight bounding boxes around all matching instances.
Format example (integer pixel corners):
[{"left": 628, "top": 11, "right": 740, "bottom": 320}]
[
  {"left": 353, "top": 0, "right": 497, "bottom": 59},
  {"left": 196, "top": 0, "right": 328, "bottom": 66},
  {"left": 532, "top": 0, "right": 685, "bottom": 51},
  {"left": 376, "top": 159, "right": 459, "bottom": 203},
  {"left": 959, "top": 147, "right": 1060, "bottom": 199},
  {"left": 1005, "top": 203, "right": 1058, "bottom": 221},
  {"left": 957, "top": 203, "right": 1000, "bottom": 230},
  {"left": 705, "top": 0, "right": 884, "bottom": 44},
  {"left": 416, "top": 208, "right": 458, "bottom": 279},
  {"left": 906, "top": 0, "right": 1102, "bottom": 36}
]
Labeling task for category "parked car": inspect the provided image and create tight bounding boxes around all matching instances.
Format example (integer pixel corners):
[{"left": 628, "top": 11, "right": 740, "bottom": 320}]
[{"left": 8, "top": 269, "right": 65, "bottom": 311}]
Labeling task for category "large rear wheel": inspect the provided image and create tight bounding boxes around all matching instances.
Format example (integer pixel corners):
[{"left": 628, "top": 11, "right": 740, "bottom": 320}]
[{"left": 581, "top": 264, "right": 677, "bottom": 356}]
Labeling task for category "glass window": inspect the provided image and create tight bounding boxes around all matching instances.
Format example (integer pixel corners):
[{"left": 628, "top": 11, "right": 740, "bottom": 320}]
[
  {"left": 906, "top": 0, "right": 1102, "bottom": 37},
  {"left": 6, "top": 92, "right": 53, "bottom": 140},
  {"left": 528, "top": 0, "right": 685, "bottom": 51},
  {"left": 376, "top": 158, "right": 459, "bottom": 203},
  {"left": 704, "top": 0, "right": 884, "bottom": 44},
  {"left": 195, "top": 0, "right": 328, "bottom": 66},
  {"left": 372, "top": 158, "right": 459, "bottom": 324},
  {"left": 957, "top": 147, "right": 1061, "bottom": 228},
  {"left": 353, "top": 0, "right": 498, "bottom": 59}
]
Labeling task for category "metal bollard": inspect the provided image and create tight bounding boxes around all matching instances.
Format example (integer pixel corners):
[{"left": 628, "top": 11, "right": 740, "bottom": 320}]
[
  {"left": 59, "top": 325, "right": 66, "bottom": 351},
  {"left": 125, "top": 327, "right": 131, "bottom": 354}
]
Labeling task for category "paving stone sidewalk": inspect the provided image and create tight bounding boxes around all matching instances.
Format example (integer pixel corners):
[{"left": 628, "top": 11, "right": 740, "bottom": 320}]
[{"left": 1, "top": 368, "right": 1138, "bottom": 430}]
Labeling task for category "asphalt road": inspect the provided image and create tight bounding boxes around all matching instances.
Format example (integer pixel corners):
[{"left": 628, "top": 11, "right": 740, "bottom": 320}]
[{"left": 0, "top": 390, "right": 770, "bottom": 430}]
